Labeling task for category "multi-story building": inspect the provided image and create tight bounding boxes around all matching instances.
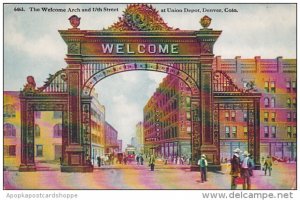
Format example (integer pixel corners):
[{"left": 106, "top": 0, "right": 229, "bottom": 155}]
[
  {"left": 144, "top": 57, "right": 296, "bottom": 162},
  {"left": 4, "top": 91, "right": 21, "bottom": 169},
  {"left": 131, "top": 137, "right": 138, "bottom": 148},
  {"left": 105, "top": 122, "right": 119, "bottom": 154},
  {"left": 213, "top": 56, "right": 296, "bottom": 161},
  {"left": 90, "top": 89, "right": 106, "bottom": 163},
  {"left": 144, "top": 74, "right": 191, "bottom": 159},
  {"left": 135, "top": 121, "right": 144, "bottom": 154},
  {"left": 4, "top": 90, "right": 108, "bottom": 168},
  {"left": 4, "top": 91, "right": 64, "bottom": 168},
  {"left": 117, "top": 139, "right": 122, "bottom": 152}
]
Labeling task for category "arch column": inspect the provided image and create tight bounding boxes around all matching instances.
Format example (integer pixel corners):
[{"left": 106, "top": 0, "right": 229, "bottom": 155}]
[
  {"left": 195, "top": 29, "right": 222, "bottom": 170},
  {"left": 61, "top": 58, "right": 93, "bottom": 172},
  {"left": 19, "top": 98, "right": 36, "bottom": 171}
]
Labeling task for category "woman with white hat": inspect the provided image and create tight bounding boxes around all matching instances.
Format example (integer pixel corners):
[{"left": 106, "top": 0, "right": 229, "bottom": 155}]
[{"left": 240, "top": 151, "right": 252, "bottom": 190}]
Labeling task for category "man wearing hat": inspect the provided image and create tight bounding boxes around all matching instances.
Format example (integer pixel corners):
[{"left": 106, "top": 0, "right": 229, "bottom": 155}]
[
  {"left": 198, "top": 154, "right": 208, "bottom": 183},
  {"left": 230, "top": 148, "right": 241, "bottom": 189},
  {"left": 240, "top": 151, "right": 252, "bottom": 190}
]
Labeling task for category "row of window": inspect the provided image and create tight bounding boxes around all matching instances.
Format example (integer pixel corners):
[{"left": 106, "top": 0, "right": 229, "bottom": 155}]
[
  {"left": 264, "top": 81, "right": 296, "bottom": 93},
  {"left": 4, "top": 145, "right": 16, "bottom": 156},
  {"left": 263, "top": 126, "right": 277, "bottom": 138},
  {"left": 263, "top": 126, "right": 296, "bottom": 138},
  {"left": 264, "top": 97, "right": 296, "bottom": 108},
  {"left": 263, "top": 112, "right": 297, "bottom": 122},
  {"left": 4, "top": 123, "right": 62, "bottom": 137},
  {"left": 225, "top": 126, "right": 247, "bottom": 138}
]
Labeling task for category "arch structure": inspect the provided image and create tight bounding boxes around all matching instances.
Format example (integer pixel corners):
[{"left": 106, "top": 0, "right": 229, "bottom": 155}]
[{"left": 19, "top": 5, "right": 260, "bottom": 172}]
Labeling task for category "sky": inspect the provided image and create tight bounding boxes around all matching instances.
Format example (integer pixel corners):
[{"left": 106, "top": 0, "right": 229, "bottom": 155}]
[{"left": 3, "top": 4, "right": 296, "bottom": 148}]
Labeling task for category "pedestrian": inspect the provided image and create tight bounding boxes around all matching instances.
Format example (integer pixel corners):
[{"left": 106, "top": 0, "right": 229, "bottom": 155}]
[
  {"left": 140, "top": 154, "right": 144, "bottom": 165},
  {"left": 240, "top": 151, "right": 252, "bottom": 190},
  {"left": 264, "top": 155, "right": 273, "bottom": 176},
  {"left": 230, "top": 148, "right": 241, "bottom": 189},
  {"left": 197, "top": 154, "right": 208, "bottom": 183},
  {"left": 136, "top": 154, "right": 140, "bottom": 165},
  {"left": 97, "top": 156, "right": 101, "bottom": 167},
  {"left": 149, "top": 154, "right": 155, "bottom": 171},
  {"left": 123, "top": 155, "right": 127, "bottom": 165}
]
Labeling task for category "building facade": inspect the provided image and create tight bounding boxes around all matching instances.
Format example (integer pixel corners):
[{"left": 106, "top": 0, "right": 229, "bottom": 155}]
[
  {"left": 117, "top": 139, "right": 123, "bottom": 152},
  {"left": 105, "top": 122, "right": 119, "bottom": 154},
  {"left": 144, "top": 57, "right": 296, "bottom": 162},
  {"left": 213, "top": 56, "right": 296, "bottom": 161},
  {"left": 4, "top": 91, "right": 21, "bottom": 169},
  {"left": 135, "top": 121, "right": 144, "bottom": 154},
  {"left": 4, "top": 90, "right": 108, "bottom": 168},
  {"left": 143, "top": 74, "right": 191, "bottom": 159},
  {"left": 90, "top": 89, "right": 106, "bottom": 163}
]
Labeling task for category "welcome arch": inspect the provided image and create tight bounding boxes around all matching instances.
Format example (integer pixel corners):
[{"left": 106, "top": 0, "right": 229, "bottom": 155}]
[{"left": 19, "top": 5, "right": 260, "bottom": 172}]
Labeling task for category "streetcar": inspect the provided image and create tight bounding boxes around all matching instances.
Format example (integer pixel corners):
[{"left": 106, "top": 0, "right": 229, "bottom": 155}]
[{"left": 125, "top": 146, "right": 136, "bottom": 162}]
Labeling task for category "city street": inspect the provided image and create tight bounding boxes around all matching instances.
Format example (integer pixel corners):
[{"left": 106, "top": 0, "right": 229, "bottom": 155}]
[{"left": 4, "top": 162, "right": 296, "bottom": 190}]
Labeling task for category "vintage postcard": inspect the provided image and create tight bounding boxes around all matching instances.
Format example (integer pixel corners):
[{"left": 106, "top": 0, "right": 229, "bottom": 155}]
[{"left": 3, "top": 3, "right": 297, "bottom": 192}]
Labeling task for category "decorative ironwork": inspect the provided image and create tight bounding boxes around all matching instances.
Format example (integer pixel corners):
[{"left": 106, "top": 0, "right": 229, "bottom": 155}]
[
  {"left": 248, "top": 107, "right": 255, "bottom": 156},
  {"left": 213, "top": 103, "right": 220, "bottom": 163},
  {"left": 82, "top": 103, "right": 91, "bottom": 165},
  {"left": 106, "top": 4, "right": 178, "bottom": 31},
  {"left": 213, "top": 70, "right": 243, "bottom": 92},
  {"left": 191, "top": 100, "right": 201, "bottom": 165},
  {"left": 82, "top": 63, "right": 199, "bottom": 96}
]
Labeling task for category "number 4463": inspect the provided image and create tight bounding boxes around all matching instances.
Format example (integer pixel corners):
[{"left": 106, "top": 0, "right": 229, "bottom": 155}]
[{"left": 14, "top": 7, "right": 25, "bottom": 12}]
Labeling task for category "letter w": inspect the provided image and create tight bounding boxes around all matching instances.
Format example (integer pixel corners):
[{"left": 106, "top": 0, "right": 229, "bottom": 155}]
[{"left": 102, "top": 44, "right": 114, "bottom": 54}]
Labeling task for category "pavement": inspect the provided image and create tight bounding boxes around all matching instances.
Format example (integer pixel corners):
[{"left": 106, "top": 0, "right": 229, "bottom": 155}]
[{"left": 3, "top": 162, "right": 296, "bottom": 189}]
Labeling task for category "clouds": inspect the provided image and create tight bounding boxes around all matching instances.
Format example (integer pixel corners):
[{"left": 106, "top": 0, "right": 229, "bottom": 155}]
[{"left": 97, "top": 71, "right": 165, "bottom": 146}]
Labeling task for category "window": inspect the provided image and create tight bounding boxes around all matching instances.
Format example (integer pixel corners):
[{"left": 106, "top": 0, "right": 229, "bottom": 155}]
[
  {"left": 271, "top": 112, "right": 276, "bottom": 122},
  {"left": 292, "top": 81, "right": 296, "bottom": 92},
  {"left": 287, "top": 126, "right": 292, "bottom": 138},
  {"left": 271, "top": 126, "right": 276, "bottom": 138},
  {"left": 264, "top": 81, "right": 269, "bottom": 92},
  {"left": 293, "top": 112, "right": 297, "bottom": 122},
  {"left": 186, "top": 97, "right": 191, "bottom": 107},
  {"left": 35, "top": 111, "right": 41, "bottom": 119},
  {"left": 264, "top": 126, "right": 269, "bottom": 138},
  {"left": 4, "top": 123, "right": 16, "bottom": 137},
  {"left": 287, "top": 112, "right": 291, "bottom": 122},
  {"left": 292, "top": 98, "right": 296, "bottom": 107},
  {"left": 271, "top": 98, "right": 275, "bottom": 108},
  {"left": 231, "top": 111, "right": 236, "bottom": 121},
  {"left": 4, "top": 104, "right": 16, "bottom": 118},
  {"left": 264, "top": 112, "right": 269, "bottom": 122},
  {"left": 264, "top": 98, "right": 270, "bottom": 108},
  {"left": 286, "top": 81, "right": 291, "bottom": 92},
  {"left": 4, "top": 145, "right": 16, "bottom": 156},
  {"left": 35, "top": 124, "right": 40, "bottom": 137},
  {"left": 243, "top": 112, "right": 248, "bottom": 122},
  {"left": 287, "top": 98, "right": 291, "bottom": 108},
  {"left": 243, "top": 126, "right": 248, "bottom": 136},
  {"left": 186, "top": 111, "right": 191, "bottom": 120},
  {"left": 53, "top": 124, "right": 63, "bottom": 137},
  {"left": 53, "top": 111, "right": 62, "bottom": 119},
  {"left": 225, "top": 111, "right": 229, "bottom": 121},
  {"left": 36, "top": 145, "right": 43, "bottom": 157},
  {"left": 270, "top": 81, "right": 276, "bottom": 93},
  {"left": 225, "top": 126, "right": 230, "bottom": 138},
  {"left": 293, "top": 126, "right": 297, "bottom": 138},
  {"left": 232, "top": 126, "right": 237, "bottom": 138}
]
